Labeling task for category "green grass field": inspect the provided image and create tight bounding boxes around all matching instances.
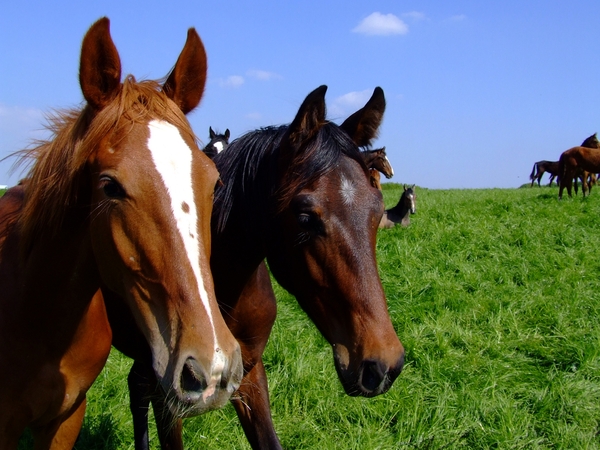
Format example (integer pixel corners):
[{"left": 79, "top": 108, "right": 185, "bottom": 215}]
[{"left": 17, "top": 183, "right": 600, "bottom": 449}]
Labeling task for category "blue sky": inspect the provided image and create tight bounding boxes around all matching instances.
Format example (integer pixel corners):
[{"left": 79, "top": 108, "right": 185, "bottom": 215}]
[{"left": 1, "top": 1, "right": 599, "bottom": 188}]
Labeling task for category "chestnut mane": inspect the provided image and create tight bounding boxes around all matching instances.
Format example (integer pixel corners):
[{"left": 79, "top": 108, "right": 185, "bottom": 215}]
[{"left": 16, "top": 76, "right": 198, "bottom": 251}]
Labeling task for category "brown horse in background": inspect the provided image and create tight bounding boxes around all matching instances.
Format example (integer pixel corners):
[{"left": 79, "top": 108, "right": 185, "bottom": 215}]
[
  {"left": 558, "top": 133, "right": 600, "bottom": 198},
  {"left": 116, "top": 86, "right": 405, "bottom": 450},
  {"left": 362, "top": 147, "right": 394, "bottom": 190},
  {"left": 0, "top": 18, "right": 241, "bottom": 449}
]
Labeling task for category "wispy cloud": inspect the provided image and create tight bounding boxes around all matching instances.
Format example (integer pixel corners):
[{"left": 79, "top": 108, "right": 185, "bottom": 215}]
[
  {"left": 246, "top": 69, "right": 282, "bottom": 81},
  {"left": 218, "top": 75, "right": 245, "bottom": 89},
  {"left": 448, "top": 14, "right": 467, "bottom": 22},
  {"left": 352, "top": 12, "right": 409, "bottom": 36},
  {"left": 403, "top": 11, "right": 427, "bottom": 21},
  {"left": 245, "top": 112, "right": 263, "bottom": 121},
  {"left": 329, "top": 90, "right": 373, "bottom": 118}
]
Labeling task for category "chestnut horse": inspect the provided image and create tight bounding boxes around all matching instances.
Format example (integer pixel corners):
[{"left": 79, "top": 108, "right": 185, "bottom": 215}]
[
  {"left": 362, "top": 147, "right": 393, "bottom": 190},
  {"left": 558, "top": 133, "right": 600, "bottom": 198},
  {"left": 110, "top": 86, "right": 405, "bottom": 449},
  {"left": 203, "top": 127, "right": 231, "bottom": 159},
  {"left": 0, "top": 18, "right": 242, "bottom": 449},
  {"left": 379, "top": 185, "right": 417, "bottom": 228}
]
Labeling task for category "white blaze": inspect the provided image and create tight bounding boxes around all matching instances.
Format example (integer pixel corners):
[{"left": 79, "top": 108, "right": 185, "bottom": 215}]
[
  {"left": 213, "top": 141, "right": 224, "bottom": 153},
  {"left": 146, "top": 120, "right": 219, "bottom": 350}
]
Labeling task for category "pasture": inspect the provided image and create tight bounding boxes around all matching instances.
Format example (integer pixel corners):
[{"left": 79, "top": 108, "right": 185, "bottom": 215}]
[{"left": 15, "top": 183, "right": 600, "bottom": 449}]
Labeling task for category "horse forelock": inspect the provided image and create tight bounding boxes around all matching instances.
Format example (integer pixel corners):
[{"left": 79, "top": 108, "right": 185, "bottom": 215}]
[{"left": 18, "top": 76, "right": 197, "bottom": 252}]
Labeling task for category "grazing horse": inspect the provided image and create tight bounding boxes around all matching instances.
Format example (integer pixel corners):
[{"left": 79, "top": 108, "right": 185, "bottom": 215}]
[
  {"left": 379, "top": 185, "right": 416, "bottom": 228},
  {"left": 530, "top": 160, "right": 559, "bottom": 187},
  {"left": 114, "top": 86, "right": 405, "bottom": 450},
  {"left": 203, "top": 127, "right": 230, "bottom": 158},
  {"left": 0, "top": 18, "right": 242, "bottom": 449},
  {"left": 558, "top": 133, "right": 600, "bottom": 198}
]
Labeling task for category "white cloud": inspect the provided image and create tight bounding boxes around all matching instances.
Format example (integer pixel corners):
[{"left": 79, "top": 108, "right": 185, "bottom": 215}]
[
  {"left": 329, "top": 90, "right": 373, "bottom": 118},
  {"left": 246, "top": 69, "right": 282, "bottom": 81},
  {"left": 245, "top": 112, "right": 262, "bottom": 121},
  {"left": 218, "top": 75, "right": 245, "bottom": 89},
  {"left": 448, "top": 14, "right": 467, "bottom": 22},
  {"left": 352, "top": 12, "right": 408, "bottom": 36},
  {"left": 403, "top": 11, "right": 426, "bottom": 21}
]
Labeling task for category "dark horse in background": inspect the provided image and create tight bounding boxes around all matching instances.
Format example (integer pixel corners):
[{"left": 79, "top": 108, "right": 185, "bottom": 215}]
[
  {"left": 530, "top": 160, "right": 559, "bottom": 187},
  {"left": 113, "top": 85, "right": 405, "bottom": 449},
  {"left": 558, "top": 133, "right": 600, "bottom": 198},
  {"left": 0, "top": 18, "right": 241, "bottom": 449},
  {"left": 379, "top": 185, "right": 416, "bottom": 228},
  {"left": 203, "top": 126, "right": 230, "bottom": 158}
]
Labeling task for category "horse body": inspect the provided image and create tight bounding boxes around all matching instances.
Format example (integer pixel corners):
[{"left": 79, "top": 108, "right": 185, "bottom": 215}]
[
  {"left": 530, "top": 160, "right": 559, "bottom": 187},
  {"left": 121, "top": 86, "right": 405, "bottom": 449},
  {"left": 203, "top": 127, "right": 230, "bottom": 158},
  {"left": 379, "top": 185, "right": 416, "bottom": 228},
  {"left": 558, "top": 133, "right": 600, "bottom": 198},
  {"left": 0, "top": 18, "right": 241, "bottom": 449}
]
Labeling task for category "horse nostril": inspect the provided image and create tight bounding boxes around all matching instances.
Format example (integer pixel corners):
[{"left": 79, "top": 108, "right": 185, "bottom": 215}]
[
  {"left": 360, "top": 360, "right": 387, "bottom": 392},
  {"left": 180, "top": 357, "right": 207, "bottom": 396}
]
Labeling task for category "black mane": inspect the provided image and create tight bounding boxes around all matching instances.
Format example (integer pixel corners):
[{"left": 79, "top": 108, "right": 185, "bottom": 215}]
[{"left": 213, "top": 122, "right": 367, "bottom": 233}]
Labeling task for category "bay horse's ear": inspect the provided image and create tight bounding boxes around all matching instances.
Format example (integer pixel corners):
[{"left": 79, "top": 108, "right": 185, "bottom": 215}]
[
  {"left": 163, "top": 28, "right": 207, "bottom": 115},
  {"left": 286, "top": 85, "right": 328, "bottom": 147},
  {"left": 340, "top": 87, "right": 385, "bottom": 148},
  {"left": 79, "top": 17, "right": 122, "bottom": 111}
]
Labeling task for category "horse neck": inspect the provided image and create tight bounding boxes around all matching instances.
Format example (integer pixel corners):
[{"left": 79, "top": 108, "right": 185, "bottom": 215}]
[
  {"left": 386, "top": 193, "right": 411, "bottom": 223},
  {"left": 211, "top": 142, "right": 278, "bottom": 301},
  {"left": 0, "top": 203, "right": 100, "bottom": 346}
]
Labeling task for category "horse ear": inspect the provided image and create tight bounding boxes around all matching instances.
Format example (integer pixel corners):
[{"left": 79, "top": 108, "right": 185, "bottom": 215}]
[
  {"left": 209, "top": 127, "right": 216, "bottom": 139},
  {"left": 79, "top": 17, "right": 122, "bottom": 111},
  {"left": 286, "top": 85, "right": 327, "bottom": 147},
  {"left": 340, "top": 87, "right": 385, "bottom": 147},
  {"left": 163, "top": 28, "right": 207, "bottom": 115},
  {"left": 225, "top": 129, "right": 231, "bottom": 139}
]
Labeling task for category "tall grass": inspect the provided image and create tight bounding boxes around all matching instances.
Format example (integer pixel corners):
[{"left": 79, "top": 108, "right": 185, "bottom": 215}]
[{"left": 18, "top": 184, "right": 600, "bottom": 449}]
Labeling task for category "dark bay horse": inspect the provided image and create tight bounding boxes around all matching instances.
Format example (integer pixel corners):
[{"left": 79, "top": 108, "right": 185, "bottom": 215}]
[
  {"left": 0, "top": 18, "right": 241, "bottom": 449},
  {"left": 530, "top": 160, "right": 559, "bottom": 187},
  {"left": 202, "top": 127, "right": 230, "bottom": 158},
  {"left": 379, "top": 185, "right": 416, "bottom": 228},
  {"left": 558, "top": 133, "right": 600, "bottom": 198},
  {"left": 114, "top": 85, "right": 405, "bottom": 449}
]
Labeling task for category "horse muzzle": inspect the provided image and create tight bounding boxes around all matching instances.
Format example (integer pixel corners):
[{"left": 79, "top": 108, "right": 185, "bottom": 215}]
[
  {"left": 334, "top": 351, "right": 405, "bottom": 398},
  {"left": 160, "top": 345, "right": 243, "bottom": 417}
]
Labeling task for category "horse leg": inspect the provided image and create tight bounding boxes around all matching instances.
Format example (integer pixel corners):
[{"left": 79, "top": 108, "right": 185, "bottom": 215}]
[
  {"left": 128, "top": 361, "right": 154, "bottom": 450},
  {"left": 232, "top": 360, "right": 281, "bottom": 450},
  {"left": 225, "top": 263, "right": 280, "bottom": 449}
]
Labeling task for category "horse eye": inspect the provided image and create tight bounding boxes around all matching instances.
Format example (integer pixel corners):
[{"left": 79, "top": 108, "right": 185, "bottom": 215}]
[
  {"left": 297, "top": 212, "right": 324, "bottom": 235},
  {"left": 298, "top": 213, "right": 312, "bottom": 228},
  {"left": 99, "top": 175, "right": 126, "bottom": 199}
]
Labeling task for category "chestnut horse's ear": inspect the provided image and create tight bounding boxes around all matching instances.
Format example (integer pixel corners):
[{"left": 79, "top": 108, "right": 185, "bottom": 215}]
[
  {"left": 163, "top": 28, "right": 207, "bottom": 115},
  {"left": 286, "top": 85, "right": 328, "bottom": 148},
  {"left": 340, "top": 87, "right": 386, "bottom": 148},
  {"left": 79, "top": 17, "right": 122, "bottom": 111}
]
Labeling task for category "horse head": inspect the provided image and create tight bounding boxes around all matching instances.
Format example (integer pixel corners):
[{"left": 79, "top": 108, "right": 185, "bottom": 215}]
[
  {"left": 266, "top": 86, "right": 404, "bottom": 397},
  {"left": 80, "top": 18, "right": 241, "bottom": 417}
]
